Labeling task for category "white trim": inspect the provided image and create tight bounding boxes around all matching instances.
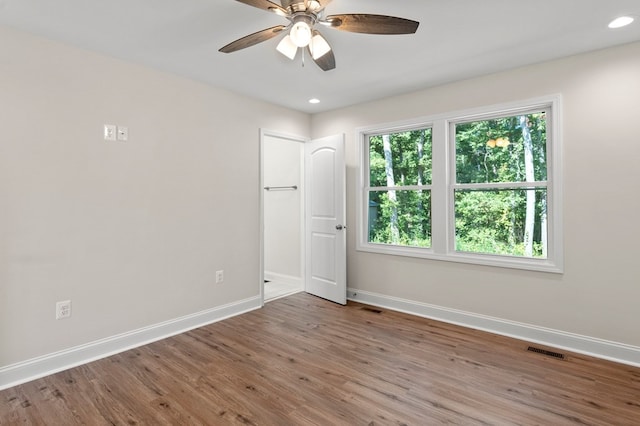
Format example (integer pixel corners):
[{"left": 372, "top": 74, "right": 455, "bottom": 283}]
[
  {"left": 0, "top": 296, "right": 262, "bottom": 391},
  {"left": 263, "top": 272, "right": 304, "bottom": 302},
  {"left": 259, "top": 129, "right": 266, "bottom": 306},
  {"left": 353, "top": 243, "right": 562, "bottom": 273},
  {"left": 264, "top": 271, "right": 303, "bottom": 288},
  {"left": 355, "top": 94, "right": 563, "bottom": 273},
  {"left": 348, "top": 288, "right": 640, "bottom": 368}
]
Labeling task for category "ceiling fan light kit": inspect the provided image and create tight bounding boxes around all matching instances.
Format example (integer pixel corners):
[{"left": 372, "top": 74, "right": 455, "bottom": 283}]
[
  {"left": 309, "top": 31, "right": 331, "bottom": 59},
  {"left": 219, "top": 0, "right": 420, "bottom": 71},
  {"left": 290, "top": 15, "right": 314, "bottom": 47},
  {"left": 276, "top": 35, "right": 298, "bottom": 59}
]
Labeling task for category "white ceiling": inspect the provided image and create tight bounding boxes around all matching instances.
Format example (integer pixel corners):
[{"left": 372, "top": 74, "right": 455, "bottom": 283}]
[{"left": 1, "top": 0, "right": 639, "bottom": 113}]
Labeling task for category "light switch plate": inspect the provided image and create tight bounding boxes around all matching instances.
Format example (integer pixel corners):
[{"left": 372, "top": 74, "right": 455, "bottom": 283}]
[{"left": 104, "top": 124, "right": 116, "bottom": 141}]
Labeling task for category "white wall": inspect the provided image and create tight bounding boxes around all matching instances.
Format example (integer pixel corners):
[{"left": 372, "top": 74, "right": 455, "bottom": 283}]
[
  {"left": 311, "top": 42, "right": 640, "bottom": 351},
  {"left": 2, "top": 23, "right": 640, "bottom": 386},
  {"left": 263, "top": 134, "right": 303, "bottom": 282},
  {"left": 0, "top": 26, "right": 310, "bottom": 371}
]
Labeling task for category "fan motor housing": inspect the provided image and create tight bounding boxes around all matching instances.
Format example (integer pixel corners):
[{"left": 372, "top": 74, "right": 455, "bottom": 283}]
[
  {"left": 282, "top": 1, "right": 320, "bottom": 14},
  {"left": 291, "top": 12, "right": 317, "bottom": 27}
]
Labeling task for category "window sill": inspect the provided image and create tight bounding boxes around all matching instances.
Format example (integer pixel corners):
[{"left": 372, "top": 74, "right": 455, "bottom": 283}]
[{"left": 356, "top": 243, "right": 563, "bottom": 274}]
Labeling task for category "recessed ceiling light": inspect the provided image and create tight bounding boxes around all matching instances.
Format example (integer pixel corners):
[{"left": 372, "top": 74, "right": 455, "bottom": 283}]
[
  {"left": 608, "top": 16, "right": 634, "bottom": 29},
  {"left": 309, "top": 98, "right": 320, "bottom": 104}
]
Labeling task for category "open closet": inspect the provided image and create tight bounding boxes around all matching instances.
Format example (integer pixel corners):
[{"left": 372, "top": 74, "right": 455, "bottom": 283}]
[{"left": 262, "top": 132, "right": 305, "bottom": 301}]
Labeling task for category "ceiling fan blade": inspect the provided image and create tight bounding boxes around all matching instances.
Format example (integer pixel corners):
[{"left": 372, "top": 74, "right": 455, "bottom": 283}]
[
  {"left": 234, "top": 0, "right": 288, "bottom": 16},
  {"left": 324, "top": 14, "right": 419, "bottom": 35},
  {"left": 219, "top": 25, "right": 287, "bottom": 53},
  {"left": 308, "top": 32, "right": 335, "bottom": 71}
]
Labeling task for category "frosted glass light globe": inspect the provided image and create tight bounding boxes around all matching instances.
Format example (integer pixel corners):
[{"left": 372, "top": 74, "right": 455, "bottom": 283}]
[{"left": 290, "top": 21, "right": 312, "bottom": 47}]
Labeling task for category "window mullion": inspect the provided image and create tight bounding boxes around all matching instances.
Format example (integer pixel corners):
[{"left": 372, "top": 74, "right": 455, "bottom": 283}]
[
  {"left": 431, "top": 119, "right": 448, "bottom": 255},
  {"left": 356, "top": 130, "right": 369, "bottom": 252}
]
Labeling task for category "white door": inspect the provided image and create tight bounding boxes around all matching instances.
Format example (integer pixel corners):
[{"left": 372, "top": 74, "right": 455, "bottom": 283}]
[{"left": 304, "top": 134, "right": 346, "bottom": 305}]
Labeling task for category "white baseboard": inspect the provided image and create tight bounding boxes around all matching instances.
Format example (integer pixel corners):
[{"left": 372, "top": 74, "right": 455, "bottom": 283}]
[
  {"left": 0, "top": 296, "right": 262, "bottom": 391},
  {"left": 5, "top": 290, "right": 637, "bottom": 391},
  {"left": 264, "top": 271, "right": 302, "bottom": 287},
  {"left": 348, "top": 288, "right": 640, "bottom": 368}
]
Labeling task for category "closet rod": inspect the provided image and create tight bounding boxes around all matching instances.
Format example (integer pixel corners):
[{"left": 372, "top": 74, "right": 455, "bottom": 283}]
[{"left": 264, "top": 185, "right": 298, "bottom": 191}]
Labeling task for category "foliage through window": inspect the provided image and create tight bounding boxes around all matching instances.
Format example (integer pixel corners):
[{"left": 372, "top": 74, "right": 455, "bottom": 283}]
[
  {"left": 358, "top": 97, "right": 562, "bottom": 272},
  {"left": 454, "top": 112, "right": 548, "bottom": 258},
  {"left": 367, "top": 129, "right": 432, "bottom": 248}
]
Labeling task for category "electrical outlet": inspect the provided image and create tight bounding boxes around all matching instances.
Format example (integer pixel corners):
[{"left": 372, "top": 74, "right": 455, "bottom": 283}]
[
  {"left": 56, "top": 300, "right": 72, "bottom": 320},
  {"left": 117, "top": 126, "right": 128, "bottom": 141},
  {"left": 215, "top": 270, "right": 224, "bottom": 284}
]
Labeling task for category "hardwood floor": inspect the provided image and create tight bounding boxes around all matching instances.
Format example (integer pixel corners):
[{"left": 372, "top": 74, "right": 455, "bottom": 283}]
[{"left": 2, "top": 293, "right": 639, "bottom": 425}]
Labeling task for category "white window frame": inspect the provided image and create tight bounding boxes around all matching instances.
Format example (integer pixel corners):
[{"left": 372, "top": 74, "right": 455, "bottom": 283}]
[{"left": 356, "top": 95, "right": 563, "bottom": 273}]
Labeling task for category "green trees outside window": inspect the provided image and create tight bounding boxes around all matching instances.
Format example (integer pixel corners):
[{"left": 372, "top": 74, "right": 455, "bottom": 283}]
[
  {"left": 359, "top": 96, "right": 561, "bottom": 272},
  {"left": 454, "top": 112, "right": 548, "bottom": 258},
  {"left": 365, "top": 110, "right": 551, "bottom": 259},
  {"left": 368, "top": 129, "right": 433, "bottom": 248}
]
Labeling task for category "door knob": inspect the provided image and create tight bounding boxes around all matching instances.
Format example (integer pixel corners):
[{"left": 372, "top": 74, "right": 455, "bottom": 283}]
[{"left": 336, "top": 224, "right": 346, "bottom": 230}]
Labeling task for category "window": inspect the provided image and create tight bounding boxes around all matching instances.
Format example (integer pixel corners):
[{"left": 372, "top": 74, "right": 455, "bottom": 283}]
[
  {"left": 367, "top": 128, "right": 433, "bottom": 248},
  {"left": 454, "top": 111, "right": 548, "bottom": 258},
  {"left": 357, "top": 96, "right": 563, "bottom": 272}
]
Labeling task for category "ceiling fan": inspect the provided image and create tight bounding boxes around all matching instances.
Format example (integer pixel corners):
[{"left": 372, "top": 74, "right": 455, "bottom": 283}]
[{"left": 219, "top": 0, "right": 420, "bottom": 71}]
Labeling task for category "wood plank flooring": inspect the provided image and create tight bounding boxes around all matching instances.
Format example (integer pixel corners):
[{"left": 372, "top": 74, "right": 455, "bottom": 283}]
[{"left": 1, "top": 293, "right": 639, "bottom": 425}]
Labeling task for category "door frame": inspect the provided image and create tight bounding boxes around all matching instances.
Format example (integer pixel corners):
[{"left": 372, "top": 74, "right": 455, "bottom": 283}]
[{"left": 259, "top": 129, "right": 308, "bottom": 306}]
